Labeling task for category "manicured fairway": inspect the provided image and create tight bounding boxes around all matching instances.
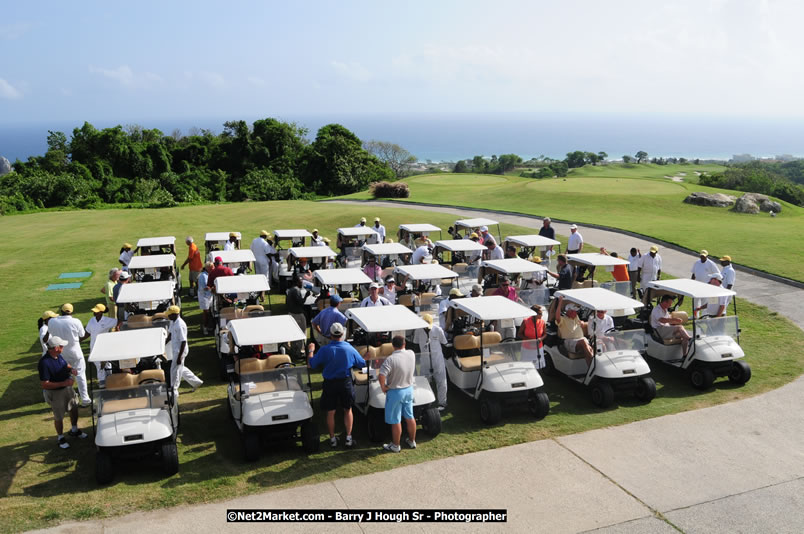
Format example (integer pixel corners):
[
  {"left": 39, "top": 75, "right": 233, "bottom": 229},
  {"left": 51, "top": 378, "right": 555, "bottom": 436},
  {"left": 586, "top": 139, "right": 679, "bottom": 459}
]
[{"left": 0, "top": 200, "right": 802, "bottom": 532}]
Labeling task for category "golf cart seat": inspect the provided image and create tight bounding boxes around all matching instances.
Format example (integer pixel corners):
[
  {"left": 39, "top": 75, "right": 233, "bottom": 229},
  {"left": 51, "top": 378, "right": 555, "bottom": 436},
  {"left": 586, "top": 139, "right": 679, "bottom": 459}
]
[
  {"left": 152, "top": 312, "right": 168, "bottom": 321},
  {"left": 452, "top": 263, "right": 469, "bottom": 274},
  {"left": 420, "top": 293, "right": 436, "bottom": 306},
  {"left": 572, "top": 280, "right": 596, "bottom": 289},
  {"left": 557, "top": 343, "right": 584, "bottom": 360},
  {"left": 379, "top": 343, "right": 395, "bottom": 357},
  {"left": 126, "top": 314, "right": 152, "bottom": 328},
  {"left": 137, "top": 369, "right": 165, "bottom": 384},
  {"left": 399, "top": 294, "right": 416, "bottom": 307},
  {"left": 244, "top": 304, "right": 264, "bottom": 315},
  {"left": 649, "top": 329, "right": 683, "bottom": 345},
  {"left": 338, "top": 298, "right": 357, "bottom": 312},
  {"left": 484, "top": 288, "right": 497, "bottom": 296},
  {"left": 453, "top": 333, "right": 506, "bottom": 371},
  {"left": 236, "top": 355, "right": 292, "bottom": 374},
  {"left": 356, "top": 345, "right": 381, "bottom": 360},
  {"left": 101, "top": 372, "right": 159, "bottom": 415},
  {"left": 220, "top": 307, "right": 239, "bottom": 321},
  {"left": 106, "top": 373, "right": 140, "bottom": 390}
]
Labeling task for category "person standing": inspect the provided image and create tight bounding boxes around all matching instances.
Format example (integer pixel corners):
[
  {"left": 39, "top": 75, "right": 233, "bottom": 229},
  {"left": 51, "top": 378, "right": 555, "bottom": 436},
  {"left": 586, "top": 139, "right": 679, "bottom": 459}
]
[
  {"left": 180, "top": 236, "right": 203, "bottom": 298},
  {"left": 360, "top": 283, "right": 392, "bottom": 307},
  {"left": 311, "top": 295, "right": 347, "bottom": 346},
  {"left": 518, "top": 305, "right": 547, "bottom": 368},
  {"left": 197, "top": 262, "right": 214, "bottom": 335},
  {"left": 547, "top": 254, "right": 574, "bottom": 290},
  {"left": 39, "top": 310, "right": 58, "bottom": 356},
  {"left": 112, "top": 271, "right": 131, "bottom": 323},
  {"left": 47, "top": 303, "right": 90, "bottom": 406},
  {"left": 206, "top": 256, "right": 234, "bottom": 290},
  {"left": 39, "top": 336, "right": 87, "bottom": 449},
  {"left": 538, "top": 217, "right": 556, "bottom": 260},
  {"left": 82, "top": 304, "right": 117, "bottom": 386},
  {"left": 307, "top": 323, "right": 365, "bottom": 448},
  {"left": 413, "top": 314, "right": 448, "bottom": 411},
  {"left": 720, "top": 255, "right": 736, "bottom": 290},
  {"left": 165, "top": 305, "right": 203, "bottom": 395},
  {"left": 691, "top": 250, "right": 720, "bottom": 317},
  {"left": 286, "top": 276, "right": 311, "bottom": 360},
  {"left": 379, "top": 336, "right": 417, "bottom": 452},
  {"left": 372, "top": 217, "right": 386, "bottom": 244},
  {"left": 694, "top": 273, "right": 730, "bottom": 318},
  {"left": 310, "top": 229, "right": 325, "bottom": 247},
  {"left": 118, "top": 243, "right": 137, "bottom": 270},
  {"left": 567, "top": 225, "right": 584, "bottom": 254},
  {"left": 100, "top": 268, "right": 120, "bottom": 318},
  {"left": 250, "top": 230, "right": 274, "bottom": 301},
  {"left": 638, "top": 246, "right": 662, "bottom": 298},
  {"left": 627, "top": 248, "right": 641, "bottom": 299},
  {"left": 484, "top": 239, "right": 504, "bottom": 260}
]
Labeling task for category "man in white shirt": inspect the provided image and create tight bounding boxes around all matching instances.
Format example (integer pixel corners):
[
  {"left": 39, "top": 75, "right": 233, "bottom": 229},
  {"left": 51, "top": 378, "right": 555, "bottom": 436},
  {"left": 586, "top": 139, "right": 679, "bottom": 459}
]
[
  {"left": 360, "top": 283, "right": 391, "bottom": 307},
  {"left": 250, "top": 231, "right": 274, "bottom": 298},
  {"left": 411, "top": 244, "right": 430, "bottom": 265},
  {"left": 694, "top": 273, "right": 730, "bottom": 318},
  {"left": 638, "top": 246, "right": 662, "bottom": 293},
  {"left": 627, "top": 247, "right": 641, "bottom": 299},
  {"left": 83, "top": 304, "right": 118, "bottom": 385},
  {"left": 372, "top": 217, "right": 386, "bottom": 244},
  {"left": 720, "top": 255, "right": 736, "bottom": 290},
  {"left": 479, "top": 226, "right": 496, "bottom": 246},
  {"left": 224, "top": 232, "right": 238, "bottom": 251},
  {"left": 485, "top": 239, "right": 504, "bottom": 260},
  {"left": 567, "top": 225, "right": 584, "bottom": 253},
  {"left": 588, "top": 309, "right": 615, "bottom": 352},
  {"left": 311, "top": 229, "right": 325, "bottom": 246},
  {"left": 354, "top": 217, "right": 367, "bottom": 228},
  {"left": 650, "top": 295, "right": 690, "bottom": 354},
  {"left": 40, "top": 310, "right": 58, "bottom": 356},
  {"left": 413, "top": 314, "right": 448, "bottom": 411},
  {"left": 691, "top": 250, "right": 720, "bottom": 281},
  {"left": 118, "top": 243, "right": 137, "bottom": 270},
  {"left": 47, "top": 303, "right": 91, "bottom": 405},
  {"left": 165, "top": 305, "right": 202, "bottom": 395}
]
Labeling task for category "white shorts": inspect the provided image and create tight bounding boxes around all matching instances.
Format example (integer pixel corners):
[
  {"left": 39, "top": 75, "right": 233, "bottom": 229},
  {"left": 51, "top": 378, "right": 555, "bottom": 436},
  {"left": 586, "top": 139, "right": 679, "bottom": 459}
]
[{"left": 199, "top": 295, "right": 213, "bottom": 311}]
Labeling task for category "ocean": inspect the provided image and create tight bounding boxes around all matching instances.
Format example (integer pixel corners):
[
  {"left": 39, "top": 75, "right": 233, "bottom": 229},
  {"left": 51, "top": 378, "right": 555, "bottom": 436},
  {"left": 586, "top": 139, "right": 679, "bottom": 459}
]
[{"left": 2, "top": 113, "right": 804, "bottom": 164}]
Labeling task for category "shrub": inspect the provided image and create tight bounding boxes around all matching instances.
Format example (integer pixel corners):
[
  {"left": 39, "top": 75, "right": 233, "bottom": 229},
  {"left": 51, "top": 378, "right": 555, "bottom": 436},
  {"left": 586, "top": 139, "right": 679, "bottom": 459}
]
[{"left": 370, "top": 181, "right": 409, "bottom": 198}]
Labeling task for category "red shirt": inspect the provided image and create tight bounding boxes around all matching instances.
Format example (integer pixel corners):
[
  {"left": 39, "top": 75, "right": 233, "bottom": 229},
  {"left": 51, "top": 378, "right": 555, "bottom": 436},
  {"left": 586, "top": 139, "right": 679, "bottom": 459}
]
[
  {"left": 612, "top": 264, "right": 630, "bottom": 282},
  {"left": 187, "top": 243, "right": 203, "bottom": 272},
  {"left": 493, "top": 285, "right": 518, "bottom": 301},
  {"left": 207, "top": 265, "right": 234, "bottom": 289}
]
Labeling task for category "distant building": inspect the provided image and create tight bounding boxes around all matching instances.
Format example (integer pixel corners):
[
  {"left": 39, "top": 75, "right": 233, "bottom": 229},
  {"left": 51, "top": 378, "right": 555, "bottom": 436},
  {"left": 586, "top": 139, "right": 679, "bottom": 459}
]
[
  {"left": 730, "top": 154, "right": 755, "bottom": 163},
  {"left": 774, "top": 154, "right": 796, "bottom": 162}
]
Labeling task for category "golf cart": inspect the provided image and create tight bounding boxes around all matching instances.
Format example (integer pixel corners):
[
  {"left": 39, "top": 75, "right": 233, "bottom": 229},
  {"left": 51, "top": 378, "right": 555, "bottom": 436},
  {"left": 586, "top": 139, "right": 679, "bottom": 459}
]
[
  {"left": 543, "top": 288, "right": 655, "bottom": 407},
  {"left": 454, "top": 217, "right": 502, "bottom": 243},
  {"left": 643, "top": 279, "right": 748, "bottom": 389},
  {"left": 136, "top": 236, "right": 176, "bottom": 256},
  {"left": 272, "top": 230, "right": 314, "bottom": 286},
  {"left": 215, "top": 249, "right": 255, "bottom": 275},
  {"left": 478, "top": 258, "right": 550, "bottom": 306},
  {"left": 127, "top": 254, "right": 181, "bottom": 300},
  {"left": 116, "top": 281, "right": 176, "bottom": 330},
  {"left": 503, "top": 234, "right": 561, "bottom": 267},
  {"left": 344, "top": 305, "right": 441, "bottom": 441},
  {"left": 88, "top": 328, "right": 178, "bottom": 484},
  {"left": 393, "top": 263, "right": 459, "bottom": 313},
  {"left": 566, "top": 253, "right": 630, "bottom": 288},
  {"left": 397, "top": 223, "right": 442, "bottom": 250},
  {"left": 432, "top": 239, "right": 488, "bottom": 287},
  {"left": 336, "top": 227, "right": 378, "bottom": 267},
  {"left": 361, "top": 243, "right": 413, "bottom": 281},
  {"left": 213, "top": 274, "right": 271, "bottom": 380},
  {"left": 225, "top": 315, "right": 319, "bottom": 460},
  {"left": 205, "top": 232, "right": 241, "bottom": 260},
  {"left": 445, "top": 296, "right": 550, "bottom": 424},
  {"left": 278, "top": 245, "right": 337, "bottom": 291}
]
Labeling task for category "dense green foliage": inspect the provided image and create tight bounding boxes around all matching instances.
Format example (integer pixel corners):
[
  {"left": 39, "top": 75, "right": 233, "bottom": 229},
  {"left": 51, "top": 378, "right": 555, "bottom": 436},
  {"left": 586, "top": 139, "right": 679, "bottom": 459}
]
[
  {"left": 0, "top": 119, "right": 393, "bottom": 213},
  {"left": 700, "top": 161, "right": 804, "bottom": 206}
]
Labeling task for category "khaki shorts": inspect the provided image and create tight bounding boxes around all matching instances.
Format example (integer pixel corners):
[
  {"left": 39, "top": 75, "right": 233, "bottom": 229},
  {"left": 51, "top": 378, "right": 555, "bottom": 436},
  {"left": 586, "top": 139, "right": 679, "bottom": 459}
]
[
  {"left": 189, "top": 270, "right": 201, "bottom": 283},
  {"left": 44, "top": 387, "right": 77, "bottom": 420},
  {"left": 655, "top": 325, "right": 682, "bottom": 339},
  {"left": 564, "top": 338, "right": 586, "bottom": 353}
]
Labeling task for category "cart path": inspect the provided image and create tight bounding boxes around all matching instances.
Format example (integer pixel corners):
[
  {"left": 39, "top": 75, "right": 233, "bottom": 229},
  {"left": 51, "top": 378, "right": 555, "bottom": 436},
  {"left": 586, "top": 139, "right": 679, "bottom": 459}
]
[{"left": 33, "top": 201, "right": 804, "bottom": 534}]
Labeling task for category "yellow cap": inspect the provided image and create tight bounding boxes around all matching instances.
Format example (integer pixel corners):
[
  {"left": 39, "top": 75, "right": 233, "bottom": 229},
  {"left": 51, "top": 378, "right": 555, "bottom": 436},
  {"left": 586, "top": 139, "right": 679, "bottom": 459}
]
[
  {"left": 422, "top": 313, "right": 433, "bottom": 326},
  {"left": 42, "top": 310, "right": 58, "bottom": 320},
  {"left": 374, "top": 217, "right": 380, "bottom": 222},
  {"left": 700, "top": 249, "right": 708, "bottom": 256},
  {"left": 123, "top": 242, "right": 132, "bottom": 249},
  {"left": 91, "top": 303, "right": 107, "bottom": 313},
  {"left": 229, "top": 232, "right": 237, "bottom": 238},
  {"left": 260, "top": 230, "right": 269, "bottom": 237},
  {"left": 469, "top": 233, "right": 479, "bottom": 239},
  {"left": 649, "top": 245, "right": 659, "bottom": 253},
  {"left": 312, "top": 228, "right": 319, "bottom": 233},
  {"left": 61, "top": 303, "right": 74, "bottom": 313},
  {"left": 360, "top": 217, "right": 366, "bottom": 222},
  {"left": 166, "top": 305, "right": 181, "bottom": 315},
  {"left": 720, "top": 255, "right": 731, "bottom": 262},
  {"left": 530, "top": 256, "right": 541, "bottom": 263},
  {"left": 323, "top": 237, "right": 331, "bottom": 243}
]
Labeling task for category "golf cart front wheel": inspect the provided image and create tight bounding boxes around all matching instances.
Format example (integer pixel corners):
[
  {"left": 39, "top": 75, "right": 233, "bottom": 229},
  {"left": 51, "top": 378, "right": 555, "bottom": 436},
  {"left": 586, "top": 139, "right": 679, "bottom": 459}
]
[
  {"left": 528, "top": 391, "right": 550, "bottom": 420},
  {"left": 728, "top": 361, "right": 752, "bottom": 385},
  {"left": 635, "top": 377, "right": 657, "bottom": 403},
  {"left": 479, "top": 396, "right": 502, "bottom": 425},
  {"left": 421, "top": 407, "right": 442, "bottom": 436},
  {"left": 690, "top": 367, "right": 715, "bottom": 390},
  {"left": 243, "top": 430, "right": 260, "bottom": 462},
  {"left": 301, "top": 420, "right": 320, "bottom": 453},
  {"left": 95, "top": 449, "right": 114, "bottom": 485},
  {"left": 161, "top": 440, "right": 179, "bottom": 476},
  {"left": 591, "top": 381, "right": 615, "bottom": 408}
]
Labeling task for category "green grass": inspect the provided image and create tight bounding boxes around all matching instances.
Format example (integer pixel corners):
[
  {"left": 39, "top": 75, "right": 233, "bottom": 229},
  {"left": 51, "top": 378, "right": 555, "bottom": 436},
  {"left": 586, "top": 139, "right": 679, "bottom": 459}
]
[
  {"left": 1, "top": 200, "right": 802, "bottom": 532},
  {"left": 340, "top": 163, "right": 804, "bottom": 282}
]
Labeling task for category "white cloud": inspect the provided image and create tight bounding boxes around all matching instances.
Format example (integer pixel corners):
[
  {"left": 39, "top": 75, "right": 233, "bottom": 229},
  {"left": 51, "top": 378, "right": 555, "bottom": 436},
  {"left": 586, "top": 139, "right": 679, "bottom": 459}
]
[
  {"left": 0, "top": 78, "right": 22, "bottom": 99},
  {"left": 330, "top": 60, "right": 372, "bottom": 82},
  {"left": 198, "top": 71, "right": 225, "bottom": 88},
  {"left": 0, "top": 23, "right": 31, "bottom": 40},
  {"left": 88, "top": 65, "right": 162, "bottom": 88}
]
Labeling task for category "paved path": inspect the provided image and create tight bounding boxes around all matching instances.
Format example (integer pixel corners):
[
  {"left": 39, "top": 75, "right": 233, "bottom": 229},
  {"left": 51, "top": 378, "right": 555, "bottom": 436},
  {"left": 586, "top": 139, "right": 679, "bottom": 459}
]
[{"left": 35, "top": 201, "right": 804, "bottom": 534}]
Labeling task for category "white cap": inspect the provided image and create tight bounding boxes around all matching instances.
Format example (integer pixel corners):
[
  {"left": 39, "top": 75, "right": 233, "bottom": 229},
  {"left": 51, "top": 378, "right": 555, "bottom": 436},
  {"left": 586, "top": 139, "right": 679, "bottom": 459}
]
[
  {"left": 570, "top": 224, "right": 578, "bottom": 230},
  {"left": 709, "top": 272, "right": 724, "bottom": 281},
  {"left": 565, "top": 303, "right": 580, "bottom": 312},
  {"left": 46, "top": 336, "right": 68, "bottom": 349},
  {"left": 330, "top": 322, "right": 345, "bottom": 337},
  {"left": 480, "top": 225, "right": 488, "bottom": 232},
  {"left": 369, "top": 282, "right": 381, "bottom": 289},
  {"left": 119, "top": 271, "right": 131, "bottom": 280}
]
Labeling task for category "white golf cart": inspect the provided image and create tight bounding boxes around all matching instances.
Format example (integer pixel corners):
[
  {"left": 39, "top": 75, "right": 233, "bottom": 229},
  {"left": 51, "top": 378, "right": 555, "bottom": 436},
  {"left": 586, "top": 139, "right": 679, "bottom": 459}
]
[
  {"left": 454, "top": 217, "right": 502, "bottom": 243},
  {"left": 137, "top": 236, "right": 176, "bottom": 256},
  {"left": 643, "top": 279, "right": 748, "bottom": 389},
  {"left": 272, "top": 229, "right": 315, "bottom": 288},
  {"left": 503, "top": 235, "right": 561, "bottom": 260},
  {"left": 215, "top": 249, "right": 255, "bottom": 275},
  {"left": 127, "top": 254, "right": 180, "bottom": 300},
  {"left": 432, "top": 239, "right": 488, "bottom": 289},
  {"left": 397, "top": 223, "right": 442, "bottom": 250},
  {"left": 88, "top": 328, "right": 178, "bottom": 484},
  {"left": 213, "top": 274, "right": 272, "bottom": 380},
  {"left": 393, "top": 263, "right": 458, "bottom": 313},
  {"left": 478, "top": 258, "right": 550, "bottom": 306},
  {"left": 336, "top": 227, "right": 378, "bottom": 267},
  {"left": 205, "top": 231, "right": 241, "bottom": 261},
  {"left": 566, "top": 253, "right": 629, "bottom": 288},
  {"left": 225, "top": 315, "right": 319, "bottom": 460},
  {"left": 361, "top": 242, "right": 413, "bottom": 281},
  {"left": 344, "top": 305, "right": 441, "bottom": 441},
  {"left": 278, "top": 245, "right": 337, "bottom": 291},
  {"left": 543, "top": 288, "right": 655, "bottom": 407},
  {"left": 445, "top": 296, "right": 550, "bottom": 424},
  {"left": 116, "top": 281, "right": 176, "bottom": 330}
]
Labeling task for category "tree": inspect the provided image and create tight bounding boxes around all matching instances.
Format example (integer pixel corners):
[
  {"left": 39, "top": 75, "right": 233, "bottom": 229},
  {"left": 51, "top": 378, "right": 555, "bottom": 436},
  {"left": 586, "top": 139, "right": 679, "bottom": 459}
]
[
  {"left": 454, "top": 160, "right": 468, "bottom": 173},
  {"left": 549, "top": 161, "right": 569, "bottom": 177},
  {"left": 565, "top": 151, "right": 587, "bottom": 168},
  {"left": 497, "top": 154, "right": 523, "bottom": 173},
  {"left": 622, "top": 155, "right": 632, "bottom": 164},
  {"left": 635, "top": 151, "right": 648, "bottom": 164},
  {"left": 597, "top": 151, "right": 608, "bottom": 163},
  {"left": 472, "top": 155, "right": 486, "bottom": 173},
  {"left": 585, "top": 152, "right": 600, "bottom": 166},
  {"left": 363, "top": 140, "right": 416, "bottom": 178}
]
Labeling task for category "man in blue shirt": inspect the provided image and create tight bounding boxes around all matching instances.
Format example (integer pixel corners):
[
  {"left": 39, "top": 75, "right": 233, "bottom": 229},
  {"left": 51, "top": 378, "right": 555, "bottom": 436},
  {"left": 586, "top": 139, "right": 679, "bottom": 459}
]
[
  {"left": 39, "top": 336, "right": 87, "bottom": 449},
  {"left": 307, "top": 322, "right": 366, "bottom": 448},
  {"left": 311, "top": 294, "right": 347, "bottom": 346}
]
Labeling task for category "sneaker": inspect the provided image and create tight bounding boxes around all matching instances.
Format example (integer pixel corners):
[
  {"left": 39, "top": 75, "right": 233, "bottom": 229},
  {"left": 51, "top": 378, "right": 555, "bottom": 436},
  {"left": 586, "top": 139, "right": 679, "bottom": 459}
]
[
  {"left": 330, "top": 436, "right": 339, "bottom": 448},
  {"left": 192, "top": 382, "right": 203, "bottom": 393},
  {"left": 68, "top": 428, "right": 88, "bottom": 439},
  {"left": 345, "top": 435, "right": 356, "bottom": 448},
  {"left": 58, "top": 437, "right": 70, "bottom": 449},
  {"left": 405, "top": 437, "right": 417, "bottom": 449},
  {"left": 438, "top": 404, "right": 447, "bottom": 413},
  {"left": 383, "top": 442, "right": 401, "bottom": 453}
]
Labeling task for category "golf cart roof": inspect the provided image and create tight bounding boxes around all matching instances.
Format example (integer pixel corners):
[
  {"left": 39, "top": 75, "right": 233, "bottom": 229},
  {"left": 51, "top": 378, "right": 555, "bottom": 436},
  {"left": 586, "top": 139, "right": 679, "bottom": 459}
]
[
  {"left": 345, "top": 305, "right": 429, "bottom": 333},
  {"left": 434, "top": 239, "right": 487, "bottom": 252},
  {"left": 338, "top": 227, "right": 378, "bottom": 237},
  {"left": 567, "top": 253, "right": 629, "bottom": 267},
  {"left": 116, "top": 281, "right": 174, "bottom": 304},
  {"left": 647, "top": 279, "right": 737, "bottom": 299},
  {"left": 362, "top": 243, "right": 413, "bottom": 256},
  {"left": 214, "top": 274, "right": 271, "bottom": 294},
  {"left": 273, "top": 229, "right": 313, "bottom": 239},
  {"left": 89, "top": 328, "right": 167, "bottom": 362},
  {"left": 399, "top": 223, "right": 441, "bottom": 233},
  {"left": 450, "top": 295, "right": 536, "bottom": 321},
  {"left": 228, "top": 315, "right": 305, "bottom": 347},
  {"left": 482, "top": 258, "right": 548, "bottom": 274},
  {"left": 288, "top": 246, "right": 337, "bottom": 259},
  {"left": 205, "top": 232, "right": 240, "bottom": 242},
  {"left": 505, "top": 234, "right": 561, "bottom": 248},
  {"left": 128, "top": 254, "right": 176, "bottom": 270},
  {"left": 136, "top": 236, "right": 176, "bottom": 248},
  {"left": 555, "top": 288, "right": 644, "bottom": 312},
  {"left": 215, "top": 249, "right": 256, "bottom": 264},
  {"left": 455, "top": 218, "right": 498, "bottom": 229},
  {"left": 394, "top": 263, "right": 458, "bottom": 280},
  {"left": 314, "top": 268, "right": 372, "bottom": 286}
]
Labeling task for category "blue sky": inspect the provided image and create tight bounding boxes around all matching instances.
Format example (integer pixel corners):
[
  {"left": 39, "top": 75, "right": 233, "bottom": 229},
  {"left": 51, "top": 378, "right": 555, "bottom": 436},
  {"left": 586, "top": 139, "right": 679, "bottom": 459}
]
[{"left": 2, "top": 0, "right": 804, "bottom": 123}]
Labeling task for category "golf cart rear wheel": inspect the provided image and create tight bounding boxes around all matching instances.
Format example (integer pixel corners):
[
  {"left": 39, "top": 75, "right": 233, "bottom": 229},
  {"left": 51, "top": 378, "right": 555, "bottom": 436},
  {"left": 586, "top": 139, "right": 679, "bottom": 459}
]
[
  {"left": 528, "top": 391, "right": 550, "bottom": 420},
  {"left": 243, "top": 430, "right": 260, "bottom": 462},
  {"left": 635, "top": 377, "right": 657, "bottom": 402},
  {"left": 591, "top": 381, "right": 615, "bottom": 408},
  {"left": 301, "top": 420, "right": 320, "bottom": 453},
  {"left": 421, "top": 407, "right": 442, "bottom": 437},
  {"left": 690, "top": 367, "right": 715, "bottom": 390},
  {"left": 367, "top": 408, "right": 385, "bottom": 443},
  {"left": 161, "top": 440, "right": 179, "bottom": 476},
  {"left": 479, "top": 396, "right": 502, "bottom": 425},
  {"left": 95, "top": 449, "right": 114, "bottom": 485},
  {"left": 728, "top": 361, "right": 752, "bottom": 385}
]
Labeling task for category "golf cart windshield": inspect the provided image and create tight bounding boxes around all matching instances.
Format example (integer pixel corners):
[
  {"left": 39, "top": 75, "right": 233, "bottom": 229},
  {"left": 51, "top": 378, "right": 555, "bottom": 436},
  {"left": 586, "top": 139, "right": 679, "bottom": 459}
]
[
  {"left": 594, "top": 329, "right": 647, "bottom": 354},
  {"left": 696, "top": 315, "right": 740, "bottom": 340},
  {"left": 449, "top": 337, "right": 546, "bottom": 370},
  {"left": 95, "top": 383, "right": 169, "bottom": 417},
  {"left": 519, "top": 287, "right": 550, "bottom": 307},
  {"left": 238, "top": 365, "right": 309, "bottom": 397},
  {"left": 601, "top": 281, "right": 632, "bottom": 298}
]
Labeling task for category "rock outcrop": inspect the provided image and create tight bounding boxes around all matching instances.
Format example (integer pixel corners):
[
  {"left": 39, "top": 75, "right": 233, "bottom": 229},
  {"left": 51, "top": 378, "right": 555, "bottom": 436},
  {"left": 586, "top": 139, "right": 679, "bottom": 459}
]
[
  {"left": 0, "top": 156, "right": 11, "bottom": 176},
  {"left": 732, "top": 193, "right": 782, "bottom": 214},
  {"left": 683, "top": 192, "right": 737, "bottom": 208}
]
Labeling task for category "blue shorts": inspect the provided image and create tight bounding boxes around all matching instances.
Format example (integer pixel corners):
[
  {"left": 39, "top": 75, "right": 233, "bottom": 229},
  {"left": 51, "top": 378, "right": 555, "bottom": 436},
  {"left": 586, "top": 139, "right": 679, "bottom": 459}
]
[{"left": 384, "top": 386, "right": 414, "bottom": 424}]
